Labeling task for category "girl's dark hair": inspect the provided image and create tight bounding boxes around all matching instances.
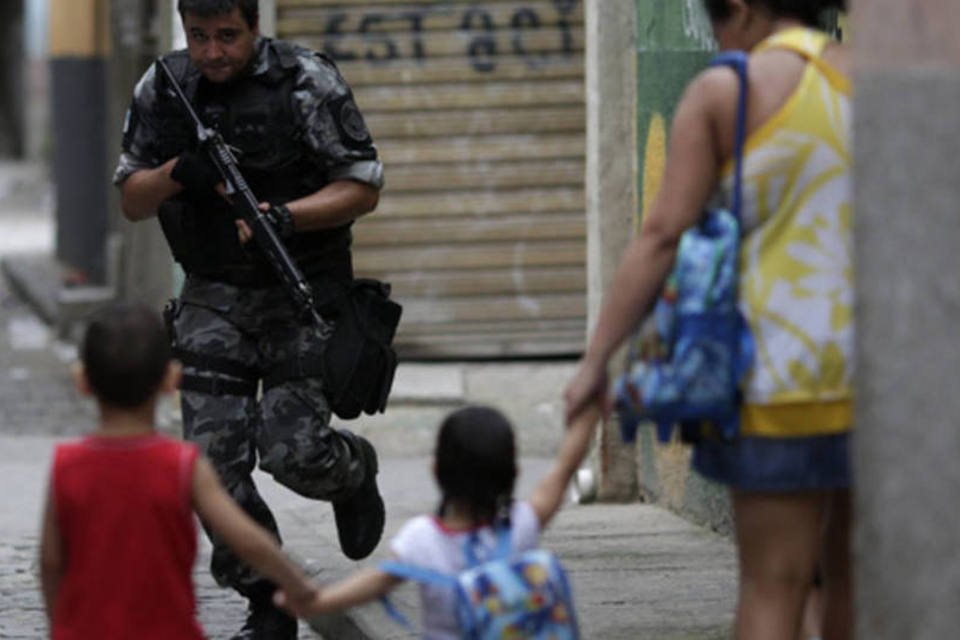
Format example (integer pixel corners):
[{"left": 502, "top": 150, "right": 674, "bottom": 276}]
[
  {"left": 81, "top": 303, "right": 171, "bottom": 409},
  {"left": 704, "top": 0, "right": 846, "bottom": 27},
  {"left": 435, "top": 406, "right": 517, "bottom": 526},
  {"left": 177, "top": 0, "right": 258, "bottom": 29}
]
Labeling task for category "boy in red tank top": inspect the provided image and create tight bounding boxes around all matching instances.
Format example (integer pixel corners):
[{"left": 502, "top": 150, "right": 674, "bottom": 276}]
[{"left": 38, "top": 304, "right": 318, "bottom": 639}]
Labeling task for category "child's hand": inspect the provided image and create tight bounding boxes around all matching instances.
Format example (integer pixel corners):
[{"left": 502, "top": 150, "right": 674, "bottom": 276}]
[{"left": 273, "top": 586, "right": 321, "bottom": 618}]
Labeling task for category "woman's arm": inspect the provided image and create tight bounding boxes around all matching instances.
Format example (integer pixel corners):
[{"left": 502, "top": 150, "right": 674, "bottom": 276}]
[{"left": 564, "top": 68, "right": 734, "bottom": 423}]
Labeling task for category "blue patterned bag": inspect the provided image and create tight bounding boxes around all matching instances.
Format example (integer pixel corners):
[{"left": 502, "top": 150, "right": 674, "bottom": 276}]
[
  {"left": 615, "top": 51, "right": 755, "bottom": 444},
  {"left": 380, "top": 527, "right": 580, "bottom": 639}
]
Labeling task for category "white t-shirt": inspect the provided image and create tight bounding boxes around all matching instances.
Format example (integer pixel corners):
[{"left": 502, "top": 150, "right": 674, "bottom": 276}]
[{"left": 388, "top": 500, "right": 541, "bottom": 640}]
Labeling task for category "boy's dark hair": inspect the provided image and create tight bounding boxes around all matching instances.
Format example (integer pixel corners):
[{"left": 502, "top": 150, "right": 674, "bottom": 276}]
[
  {"left": 81, "top": 303, "right": 172, "bottom": 409},
  {"left": 177, "top": 0, "right": 259, "bottom": 29},
  {"left": 703, "top": 0, "right": 846, "bottom": 27},
  {"left": 435, "top": 406, "right": 517, "bottom": 526}
]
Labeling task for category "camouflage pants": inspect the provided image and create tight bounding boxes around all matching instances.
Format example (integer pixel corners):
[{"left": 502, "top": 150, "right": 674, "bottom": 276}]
[{"left": 169, "top": 276, "right": 368, "bottom": 597}]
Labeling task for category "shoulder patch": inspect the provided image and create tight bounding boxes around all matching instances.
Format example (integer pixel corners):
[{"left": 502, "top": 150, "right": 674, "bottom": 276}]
[{"left": 328, "top": 93, "right": 372, "bottom": 148}]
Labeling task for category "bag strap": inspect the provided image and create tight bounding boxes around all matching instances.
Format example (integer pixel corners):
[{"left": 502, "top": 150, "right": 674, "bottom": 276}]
[
  {"left": 619, "top": 52, "right": 750, "bottom": 387},
  {"left": 710, "top": 50, "right": 749, "bottom": 221},
  {"left": 379, "top": 560, "right": 458, "bottom": 587}
]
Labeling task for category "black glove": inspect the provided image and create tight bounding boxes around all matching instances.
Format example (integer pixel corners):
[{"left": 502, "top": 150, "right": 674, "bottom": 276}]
[
  {"left": 264, "top": 204, "right": 297, "bottom": 239},
  {"left": 170, "top": 150, "right": 222, "bottom": 195}
]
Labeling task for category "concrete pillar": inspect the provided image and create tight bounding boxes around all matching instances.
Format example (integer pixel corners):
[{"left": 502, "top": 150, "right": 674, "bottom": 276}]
[
  {"left": 259, "top": 0, "right": 276, "bottom": 37},
  {"left": 24, "top": 0, "right": 49, "bottom": 161},
  {"left": 584, "top": 0, "right": 638, "bottom": 501},
  {"left": 110, "top": 0, "right": 171, "bottom": 309},
  {"left": 0, "top": 1, "right": 25, "bottom": 158},
  {"left": 49, "top": 0, "right": 109, "bottom": 284},
  {"left": 852, "top": 0, "right": 960, "bottom": 637}
]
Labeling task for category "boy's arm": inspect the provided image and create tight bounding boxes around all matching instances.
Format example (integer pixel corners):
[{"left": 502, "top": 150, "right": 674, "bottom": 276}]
[
  {"left": 275, "top": 567, "right": 402, "bottom": 618},
  {"left": 39, "top": 485, "right": 63, "bottom": 621},
  {"left": 191, "top": 456, "right": 316, "bottom": 604},
  {"left": 528, "top": 405, "right": 601, "bottom": 528}
]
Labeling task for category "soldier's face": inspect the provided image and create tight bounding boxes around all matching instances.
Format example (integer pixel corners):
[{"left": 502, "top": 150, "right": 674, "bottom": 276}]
[{"left": 182, "top": 7, "right": 259, "bottom": 84}]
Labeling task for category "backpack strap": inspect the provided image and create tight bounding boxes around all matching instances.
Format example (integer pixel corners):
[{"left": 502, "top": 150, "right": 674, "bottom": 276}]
[
  {"left": 463, "top": 526, "right": 513, "bottom": 567},
  {"left": 379, "top": 560, "right": 458, "bottom": 587},
  {"left": 378, "top": 560, "right": 459, "bottom": 633},
  {"left": 709, "top": 50, "right": 749, "bottom": 222}
]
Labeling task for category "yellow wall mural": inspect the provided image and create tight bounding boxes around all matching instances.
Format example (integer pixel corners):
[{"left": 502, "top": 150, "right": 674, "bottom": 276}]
[{"left": 640, "top": 112, "right": 666, "bottom": 228}]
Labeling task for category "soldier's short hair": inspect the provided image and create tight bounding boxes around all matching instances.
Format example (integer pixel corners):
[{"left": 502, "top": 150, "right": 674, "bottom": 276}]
[
  {"left": 177, "top": 0, "right": 259, "bottom": 30},
  {"left": 81, "top": 303, "right": 171, "bottom": 409}
]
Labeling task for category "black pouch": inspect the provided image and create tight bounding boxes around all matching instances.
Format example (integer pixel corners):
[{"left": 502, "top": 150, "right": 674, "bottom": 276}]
[{"left": 319, "top": 278, "right": 402, "bottom": 420}]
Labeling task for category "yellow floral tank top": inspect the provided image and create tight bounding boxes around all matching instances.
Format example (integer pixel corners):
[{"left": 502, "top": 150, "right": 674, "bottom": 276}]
[{"left": 719, "top": 28, "right": 853, "bottom": 438}]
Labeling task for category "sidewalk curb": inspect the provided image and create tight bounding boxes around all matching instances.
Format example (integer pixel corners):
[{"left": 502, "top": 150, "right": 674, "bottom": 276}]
[{"left": 1, "top": 254, "right": 59, "bottom": 325}]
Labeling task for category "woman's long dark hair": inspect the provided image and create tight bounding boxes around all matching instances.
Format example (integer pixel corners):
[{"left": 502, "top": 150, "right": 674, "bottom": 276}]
[
  {"left": 703, "top": 0, "right": 846, "bottom": 27},
  {"left": 435, "top": 406, "right": 517, "bottom": 527}
]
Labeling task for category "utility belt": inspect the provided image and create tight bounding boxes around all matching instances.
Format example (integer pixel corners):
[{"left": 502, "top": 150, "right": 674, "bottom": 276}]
[{"left": 164, "top": 276, "right": 402, "bottom": 420}]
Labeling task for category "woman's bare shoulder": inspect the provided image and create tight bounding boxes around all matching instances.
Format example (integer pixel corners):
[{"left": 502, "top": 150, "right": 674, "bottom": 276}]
[{"left": 821, "top": 41, "right": 851, "bottom": 77}]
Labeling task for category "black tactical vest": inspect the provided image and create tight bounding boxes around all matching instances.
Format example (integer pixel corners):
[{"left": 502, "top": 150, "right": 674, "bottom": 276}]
[{"left": 155, "top": 41, "right": 352, "bottom": 286}]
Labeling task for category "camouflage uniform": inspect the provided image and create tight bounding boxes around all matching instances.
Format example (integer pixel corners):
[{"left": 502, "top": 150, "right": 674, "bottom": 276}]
[{"left": 114, "top": 37, "right": 383, "bottom": 598}]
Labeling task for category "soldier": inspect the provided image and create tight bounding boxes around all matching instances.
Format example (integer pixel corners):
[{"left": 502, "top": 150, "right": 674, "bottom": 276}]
[{"left": 113, "top": 1, "right": 385, "bottom": 638}]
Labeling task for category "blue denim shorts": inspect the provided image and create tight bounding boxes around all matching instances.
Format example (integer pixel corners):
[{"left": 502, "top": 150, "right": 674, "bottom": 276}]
[{"left": 692, "top": 432, "right": 850, "bottom": 492}]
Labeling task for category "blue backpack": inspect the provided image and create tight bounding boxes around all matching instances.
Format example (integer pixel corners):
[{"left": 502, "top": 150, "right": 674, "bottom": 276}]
[
  {"left": 380, "top": 526, "right": 580, "bottom": 639},
  {"left": 615, "top": 51, "right": 755, "bottom": 445}
]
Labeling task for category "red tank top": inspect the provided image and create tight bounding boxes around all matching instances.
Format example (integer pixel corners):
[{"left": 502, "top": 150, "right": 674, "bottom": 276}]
[{"left": 51, "top": 434, "right": 205, "bottom": 640}]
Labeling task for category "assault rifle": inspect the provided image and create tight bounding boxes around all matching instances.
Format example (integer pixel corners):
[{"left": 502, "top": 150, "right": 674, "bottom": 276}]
[{"left": 156, "top": 58, "right": 330, "bottom": 336}]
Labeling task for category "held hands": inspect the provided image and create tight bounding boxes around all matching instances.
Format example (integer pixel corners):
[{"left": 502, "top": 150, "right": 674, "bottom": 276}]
[{"left": 273, "top": 586, "right": 322, "bottom": 618}]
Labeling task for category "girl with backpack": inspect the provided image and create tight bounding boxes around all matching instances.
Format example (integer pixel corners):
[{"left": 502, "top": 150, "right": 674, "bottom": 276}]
[
  {"left": 275, "top": 404, "right": 598, "bottom": 639},
  {"left": 563, "top": 1, "right": 852, "bottom": 639}
]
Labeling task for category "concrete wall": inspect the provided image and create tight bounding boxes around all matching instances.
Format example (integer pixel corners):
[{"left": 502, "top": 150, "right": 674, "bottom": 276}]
[
  {"left": 49, "top": 0, "right": 109, "bottom": 283},
  {"left": 852, "top": 0, "right": 960, "bottom": 637},
  {"left": 584, "top": 0, "right": 639, "bottom": 501},
  {"left": 583, "top": 0, "right": 730, "bottom": 526},
  {"left": 110, "top": 0, "right": 172, "bottom": 309},
  {"left": 24, "top": 0, "right": 49, "bottom": 161}
]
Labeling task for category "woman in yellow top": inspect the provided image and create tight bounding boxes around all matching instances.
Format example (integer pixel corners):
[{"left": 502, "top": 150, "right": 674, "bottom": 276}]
[{"left": 564, "top": 1, "right": 851, "bottom": 638}]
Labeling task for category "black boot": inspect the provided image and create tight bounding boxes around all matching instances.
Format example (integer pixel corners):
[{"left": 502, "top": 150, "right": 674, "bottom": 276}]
[
  {"left": 332, "top": 435, "right": 385, "bottom": 560},
  {"left": 230, "top": 596, "right": 298, "bottom": 640}
]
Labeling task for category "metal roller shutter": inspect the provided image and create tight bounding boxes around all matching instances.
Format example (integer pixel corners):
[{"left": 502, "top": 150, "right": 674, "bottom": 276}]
[{"left": 276, "top": 0, "right": 586, "bottom": 358}]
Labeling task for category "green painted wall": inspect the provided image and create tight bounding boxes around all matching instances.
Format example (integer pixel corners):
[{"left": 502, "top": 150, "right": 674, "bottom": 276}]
[{"left": 632, "top": 0, "right": 732, "bottom": 534}]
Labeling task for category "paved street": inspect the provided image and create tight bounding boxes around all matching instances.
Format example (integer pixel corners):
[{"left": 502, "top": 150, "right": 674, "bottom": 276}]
[{"left": 0, "top": 161, "right": 737, "bottom": 639}]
